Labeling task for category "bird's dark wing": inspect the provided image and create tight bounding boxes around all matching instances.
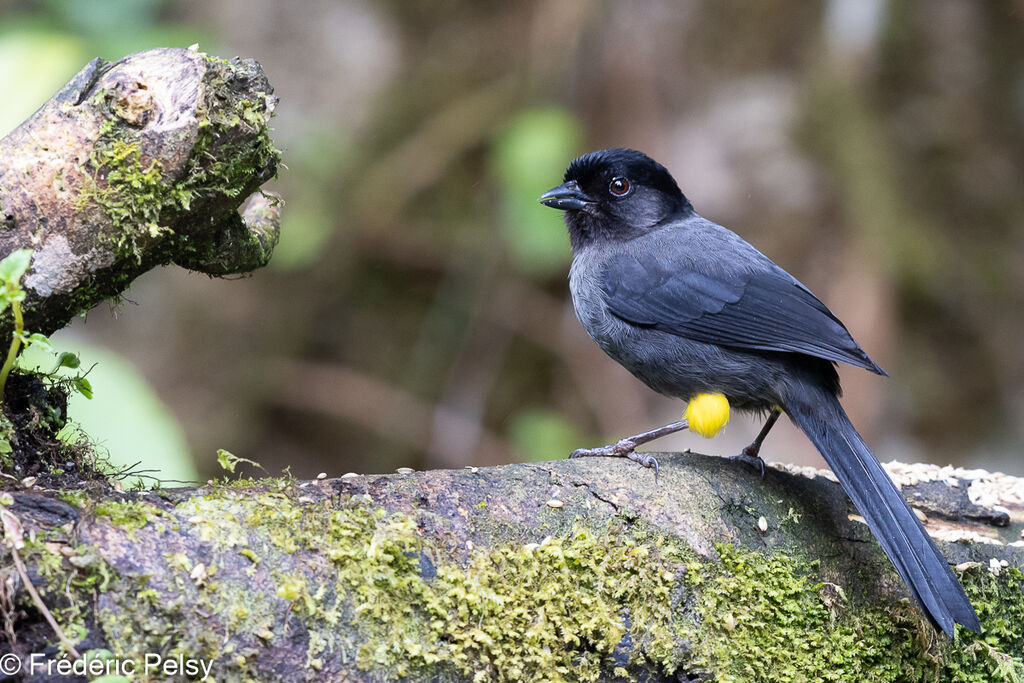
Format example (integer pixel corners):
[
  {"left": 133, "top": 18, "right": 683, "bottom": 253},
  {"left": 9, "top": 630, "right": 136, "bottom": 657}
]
[{"left": 601, "top": 251, "right": 886, "bottom": 374}]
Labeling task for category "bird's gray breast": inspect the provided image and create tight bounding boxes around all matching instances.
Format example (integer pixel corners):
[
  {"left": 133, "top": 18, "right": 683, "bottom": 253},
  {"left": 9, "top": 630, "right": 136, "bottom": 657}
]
[
  {"left": 568, "top": 247, "right": 657, "bottom": 373},
  {"left": 568, "top": 249, "right": 622, "bottom": 353}
]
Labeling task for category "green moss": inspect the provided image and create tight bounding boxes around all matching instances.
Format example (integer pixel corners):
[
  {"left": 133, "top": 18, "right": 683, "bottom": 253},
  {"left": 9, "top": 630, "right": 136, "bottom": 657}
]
[
  {"left": 246, "top": 495, "right": 690, "bottom": 681},
  {"left": 946, "top": 565, "right": 1024, "bottom": 682},
  {"left": 78, "top": 139, "right": 170, "bottom": 257},
  {"left": 5, "top": 539, "right": 115, "bottom": 651},
  {"left": 685, "top": 544, "right": 932, "bottom": 681},
  {"left": 93, "top": 499, "right": 166, "bottom": 535},
  {"left": 187, "top": 93, "right": 280, "bottom": 200},
  {"left": 0, "top": 414, "right": 14, "bottom": 469},
  {"left": 201, "top": 52, "right": 234, "bottom": 69},
  {"left": 418, "top": 527, "right": 686, "bottom": 680},
  {"left": 86, "top": 487, "right": 691, "bottom": 681},
  {"left": 274, "top": 572, "right": 306, "bottom": 602},
  {"left": 64, "top": 545, "right": 114, "bottom": 592},
  {"left": 684, "top": 544, "right": 1024, "bottom": 683},
  {"left": 238, "top": 548, "right": 259, "bottom": 564},
  {"left": 76, "top": 57, "right": 280, "bottom": 267},
  {"left": 22, "top": 542, "right": 91, "bottom": 646},
  {"left": 24, "top": 482, "right": 1020, "bottom": 682},
  {"left": 57, "top": 489, "right": 89, "bottom": 509}
]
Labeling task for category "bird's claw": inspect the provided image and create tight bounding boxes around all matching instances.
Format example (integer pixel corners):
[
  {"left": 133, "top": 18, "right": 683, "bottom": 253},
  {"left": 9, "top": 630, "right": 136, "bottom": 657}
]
[
  {"left": 626, "top": 451, "right": 660, "bottom": 477},
  {"left": 729, "top": 452, "right": 766, "bottom": 478}
]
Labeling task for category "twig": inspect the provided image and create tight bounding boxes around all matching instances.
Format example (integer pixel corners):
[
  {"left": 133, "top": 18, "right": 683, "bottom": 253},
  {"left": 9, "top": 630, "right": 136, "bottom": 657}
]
[
  {"left": 0, "top": 573, "right": 17, "bottom": 646},
  {"left": 1, "top": 508, "right": 81, "bottom": 659}
]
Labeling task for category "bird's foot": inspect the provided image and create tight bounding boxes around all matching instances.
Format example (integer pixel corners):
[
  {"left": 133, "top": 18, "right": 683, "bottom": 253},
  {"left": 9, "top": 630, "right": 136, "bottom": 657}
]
[
  {"left": 569, "top": 421, "right": 689, "bottom": 479},
  {"left": 570, "top": 441, "right": 659, "bottom": 477},
  {"left": 729, "top": 449, "right": 765, "bottom": 478}
]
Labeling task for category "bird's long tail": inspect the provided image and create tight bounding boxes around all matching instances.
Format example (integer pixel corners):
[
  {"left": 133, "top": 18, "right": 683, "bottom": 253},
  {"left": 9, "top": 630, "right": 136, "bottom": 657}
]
[{"left": 786, "top": 382, "right": 980, "bottom": 636}]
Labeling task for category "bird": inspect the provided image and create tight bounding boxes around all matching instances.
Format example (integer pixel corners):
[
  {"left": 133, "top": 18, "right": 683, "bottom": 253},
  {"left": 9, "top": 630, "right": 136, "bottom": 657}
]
[{"left": 538, "top": 147, "right": 980, "bottom": 636}]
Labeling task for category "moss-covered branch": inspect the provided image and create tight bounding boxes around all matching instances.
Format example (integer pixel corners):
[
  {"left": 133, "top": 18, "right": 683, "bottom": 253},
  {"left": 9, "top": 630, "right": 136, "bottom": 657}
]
[
  {"left": 2, "top": 455, "right": 1022, "bottom": 681},
  {"left": 0, "top": 47, "right": 281, "bottom": 339}
]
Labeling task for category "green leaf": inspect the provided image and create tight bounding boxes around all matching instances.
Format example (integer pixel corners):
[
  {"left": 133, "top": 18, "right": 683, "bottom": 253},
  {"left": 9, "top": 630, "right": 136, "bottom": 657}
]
[
  {"left": 56, "top": 352, "right": 81, "bottom": 370},
  {"left": 216, "top": 449, "right": 263, "bottom": 474},
  {"left": 27, "top": 333, "right": 53, "bottom": 353},
  {"left": 0, "top": 249, "right": 33, "bottom": 284},
  {"left": 72, "top": 376, "right": 93, "bottom": 400}
]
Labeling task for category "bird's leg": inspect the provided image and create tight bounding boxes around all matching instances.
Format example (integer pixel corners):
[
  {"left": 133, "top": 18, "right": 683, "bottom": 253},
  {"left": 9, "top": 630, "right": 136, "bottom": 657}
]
[
  {"left": 741, "top": 408, "right": 781, "bottom": 458},
  {"left": 569, "top": 420, "right": 690, "bottom": 475},
  {"left": 729, "top": 408, "right": 781, "bottom": 476}
]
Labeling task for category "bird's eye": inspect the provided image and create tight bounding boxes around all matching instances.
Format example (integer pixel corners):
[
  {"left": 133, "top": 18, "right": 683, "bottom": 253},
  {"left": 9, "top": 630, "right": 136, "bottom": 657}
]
[{"left": 608, "top": 177, "right": 631, "bottom": 196}]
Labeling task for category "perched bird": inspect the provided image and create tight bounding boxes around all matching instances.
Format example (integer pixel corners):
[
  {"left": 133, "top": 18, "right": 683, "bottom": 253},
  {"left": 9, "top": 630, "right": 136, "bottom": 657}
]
[{"left": 539, "top": 148, "right": 980, "bottom": 636}]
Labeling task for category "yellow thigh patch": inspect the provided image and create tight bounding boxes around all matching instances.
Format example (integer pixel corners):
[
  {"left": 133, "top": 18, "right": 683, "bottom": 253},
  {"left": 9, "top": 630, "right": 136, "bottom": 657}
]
[{"left": 684, "top": 393, "right": 730, "bottom": 438}]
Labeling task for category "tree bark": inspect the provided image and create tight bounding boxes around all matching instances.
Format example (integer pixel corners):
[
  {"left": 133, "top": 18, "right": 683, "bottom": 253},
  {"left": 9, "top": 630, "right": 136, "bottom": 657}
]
[
  {"left": 2, "top": 454, "right": 1022, "bottom": 682},
  {"left": 0, "top": 47, "right": 281, "bottom": 340}
]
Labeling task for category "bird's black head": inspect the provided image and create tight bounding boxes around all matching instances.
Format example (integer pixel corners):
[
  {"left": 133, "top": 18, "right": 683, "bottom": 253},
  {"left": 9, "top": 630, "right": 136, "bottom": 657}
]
[{"left": 539, "top": 148, "right": 691, "bottom": 251}]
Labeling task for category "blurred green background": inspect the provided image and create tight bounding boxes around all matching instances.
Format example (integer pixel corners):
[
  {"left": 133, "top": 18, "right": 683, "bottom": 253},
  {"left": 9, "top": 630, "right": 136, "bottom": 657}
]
[{"left": 1, "top": 0, "right": 1022, "bottom": 482}]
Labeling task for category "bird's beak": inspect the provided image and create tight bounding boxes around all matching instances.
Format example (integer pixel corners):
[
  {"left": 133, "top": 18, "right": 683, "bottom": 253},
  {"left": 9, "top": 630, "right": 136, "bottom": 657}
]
[{"left": 538, "top": 181, "right": 594, "bottom": 211}]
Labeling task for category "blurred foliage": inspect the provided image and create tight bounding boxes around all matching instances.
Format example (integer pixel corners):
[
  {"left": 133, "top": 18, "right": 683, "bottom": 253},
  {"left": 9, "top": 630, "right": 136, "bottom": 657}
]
[
  {"left": 0, "top": 2, "right": 206, "bottom": 137},
  {"left": 491, "top": 107, "right": 581, "bottom": 277},
  {"left": 1, "top": 0, "right": 1022, "bottom": 481},
  {"left": 270, "top": 129, "right": 353, "bottom": 271},
  {"left": 508, "top": 407, "right": 586, "bottom": 464},
  {"left": 41, "top": 0, "right": 161, "bottom": 34},
  {"left": 0, "top": 27, "right": 88, "bottom": 135}
]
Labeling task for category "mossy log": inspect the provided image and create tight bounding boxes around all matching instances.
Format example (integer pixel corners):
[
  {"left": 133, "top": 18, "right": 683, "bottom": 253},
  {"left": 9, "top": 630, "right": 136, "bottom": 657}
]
[
  {"left": 0, "top": 47, "right": 281, "bottom": 340},
  {"left": 2, "top": 454, "right": 1023, "bottom": 682}
]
